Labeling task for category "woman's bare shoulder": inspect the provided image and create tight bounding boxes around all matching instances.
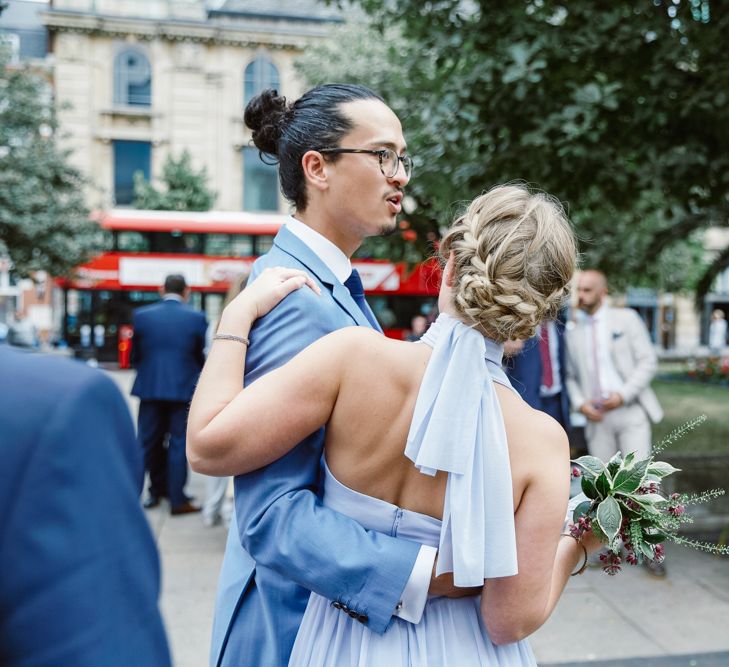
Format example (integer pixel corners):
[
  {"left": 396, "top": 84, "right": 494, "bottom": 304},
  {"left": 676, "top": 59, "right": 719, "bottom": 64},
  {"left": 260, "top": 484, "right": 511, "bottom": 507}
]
[
  {"left": 498, "top": 387, "right": 569, "bottom": 458},
  {"left": 316, "top": 329, "right": 428, "bottom": 382}
]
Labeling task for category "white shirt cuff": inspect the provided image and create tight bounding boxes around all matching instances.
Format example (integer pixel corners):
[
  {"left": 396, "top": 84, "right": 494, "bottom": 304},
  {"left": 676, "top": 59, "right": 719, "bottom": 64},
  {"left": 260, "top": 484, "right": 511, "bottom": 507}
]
[{"left": 393, "top": 545, "right": 437, "bottom": 624}]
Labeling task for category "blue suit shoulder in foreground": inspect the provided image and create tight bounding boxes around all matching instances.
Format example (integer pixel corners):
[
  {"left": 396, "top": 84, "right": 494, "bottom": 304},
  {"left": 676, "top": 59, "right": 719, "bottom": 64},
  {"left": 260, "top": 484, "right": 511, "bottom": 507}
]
[{"left": 0, "top": 347, "right": 171, "bottom": 667}]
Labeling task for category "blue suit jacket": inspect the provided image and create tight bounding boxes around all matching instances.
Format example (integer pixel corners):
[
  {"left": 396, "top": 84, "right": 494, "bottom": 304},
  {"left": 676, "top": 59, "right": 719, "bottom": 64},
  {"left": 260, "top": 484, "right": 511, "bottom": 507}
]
[
  {"left": 131, "top": 298, "right": 207, "bottom": 402},
  {"left": 504, "top": 319, "right": 570, "bottom": 429},
  {"left": 0, "top": 347, "right": 171, "bottom": 667},
  {"left": 211, "top": 227, "right": 421, "bottom": 667}
]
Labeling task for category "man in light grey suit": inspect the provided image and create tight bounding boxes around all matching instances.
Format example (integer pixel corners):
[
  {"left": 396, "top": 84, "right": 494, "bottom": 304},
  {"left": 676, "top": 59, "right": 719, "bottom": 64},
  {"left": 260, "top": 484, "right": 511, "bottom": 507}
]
[{"left": 565, "top": 270, "right": 663, "bottom": 463}]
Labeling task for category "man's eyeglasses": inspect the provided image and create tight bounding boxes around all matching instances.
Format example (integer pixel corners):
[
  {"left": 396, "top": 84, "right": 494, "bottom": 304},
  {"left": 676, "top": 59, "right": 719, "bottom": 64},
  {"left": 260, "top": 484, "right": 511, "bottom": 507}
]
[{"left": 317, "top": 147, "right": 413, "bottom": 179}]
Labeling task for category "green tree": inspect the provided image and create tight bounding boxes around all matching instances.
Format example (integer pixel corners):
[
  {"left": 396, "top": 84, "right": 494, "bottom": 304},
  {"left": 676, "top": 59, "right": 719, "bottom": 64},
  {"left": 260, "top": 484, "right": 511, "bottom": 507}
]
[
  {"left": 0, "top": 47, "right": 101, "bottom": 278},
  {"left": 133, "top": 150, "right": 216, "bottom": 211},
  {"left": 301, "top": 1, "right": 726, "bottom": 294}
]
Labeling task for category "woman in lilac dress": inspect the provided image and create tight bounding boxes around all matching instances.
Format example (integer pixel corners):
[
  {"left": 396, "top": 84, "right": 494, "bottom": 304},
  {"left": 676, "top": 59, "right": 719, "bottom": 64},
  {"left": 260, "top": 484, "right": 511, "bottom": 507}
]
[{"left": 189, "top": 184, "right": 602, "bottom": 666}]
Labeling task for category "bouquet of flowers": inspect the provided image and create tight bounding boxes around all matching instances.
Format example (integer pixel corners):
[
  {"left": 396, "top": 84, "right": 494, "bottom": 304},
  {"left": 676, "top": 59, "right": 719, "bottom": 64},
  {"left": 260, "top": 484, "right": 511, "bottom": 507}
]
[{"left": 568, "top": 415, "right": 729, "bottom": 575}]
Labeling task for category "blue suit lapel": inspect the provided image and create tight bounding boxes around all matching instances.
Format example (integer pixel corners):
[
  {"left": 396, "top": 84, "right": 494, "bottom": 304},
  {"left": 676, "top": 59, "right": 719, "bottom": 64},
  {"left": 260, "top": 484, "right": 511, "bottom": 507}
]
[{"left": 273, "top": 226, "right": 378, "bottom": 331}]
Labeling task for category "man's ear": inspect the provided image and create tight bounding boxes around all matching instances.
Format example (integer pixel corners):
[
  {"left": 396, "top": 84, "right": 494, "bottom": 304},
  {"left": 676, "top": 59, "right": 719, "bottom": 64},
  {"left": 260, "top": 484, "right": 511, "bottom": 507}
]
[{"left": 301, "top": 150, "right": 329, "bottom": 194}]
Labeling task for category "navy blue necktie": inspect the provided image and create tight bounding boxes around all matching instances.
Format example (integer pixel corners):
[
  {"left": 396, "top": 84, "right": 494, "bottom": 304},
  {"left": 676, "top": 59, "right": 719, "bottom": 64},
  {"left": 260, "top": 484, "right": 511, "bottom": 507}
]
[{"left": 344, "top": 269, "right": 379, "bottom": 329}]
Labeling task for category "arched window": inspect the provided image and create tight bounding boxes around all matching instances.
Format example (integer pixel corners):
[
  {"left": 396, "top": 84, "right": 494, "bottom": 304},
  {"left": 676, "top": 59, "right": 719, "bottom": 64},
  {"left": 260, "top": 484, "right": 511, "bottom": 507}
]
[
  {"left": 243, "top": 56, "right": 280, "bottom": 107},
  {"left": 114, "top": 48, "right": 152, "bottom": 107}
]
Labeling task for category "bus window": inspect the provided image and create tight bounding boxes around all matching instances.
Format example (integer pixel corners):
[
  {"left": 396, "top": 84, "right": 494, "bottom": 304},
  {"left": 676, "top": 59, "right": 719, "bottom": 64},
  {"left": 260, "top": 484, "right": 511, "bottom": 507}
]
[
  {"left": 254, "top": 235, "right": 274, "bottom": 255},
  {"left": 149, "top": 231, "right": 203, "bottom": 254},
  {"left": 230, "top": 234, "right": 254, "bottom": 257},
  {"left": 205, "top": 233, "right": 232, "bottom": 256},
  {"left": 115, "top": 230, "right": 150, "bottom": 252}
]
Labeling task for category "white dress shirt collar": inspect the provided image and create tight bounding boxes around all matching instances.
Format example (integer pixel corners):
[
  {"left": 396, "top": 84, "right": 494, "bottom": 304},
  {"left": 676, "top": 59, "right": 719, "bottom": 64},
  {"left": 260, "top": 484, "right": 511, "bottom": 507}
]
[
  {"left": 163, "top": 294, "right": 183, "bottom": 302},
  {"left": 285, "top": 216, "right": 352, "bottom": 284}
]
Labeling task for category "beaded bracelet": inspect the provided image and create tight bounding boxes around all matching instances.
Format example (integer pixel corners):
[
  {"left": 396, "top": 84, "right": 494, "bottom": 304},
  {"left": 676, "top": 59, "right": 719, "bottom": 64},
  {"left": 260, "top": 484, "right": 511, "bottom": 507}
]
[
  {"left": 561, "top": 533, "right": 588, "bottom": 576},
  {"left": 213, "top": 333, "right": 250, "bottom": 346}
]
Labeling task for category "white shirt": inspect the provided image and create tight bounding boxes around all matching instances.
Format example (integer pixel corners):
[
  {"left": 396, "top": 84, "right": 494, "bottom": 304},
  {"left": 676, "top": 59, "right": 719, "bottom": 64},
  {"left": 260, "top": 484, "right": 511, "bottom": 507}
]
[
  {"left": 581, "top": 305, "right": 624, "bottom": 398},
  {"left": 285, "top": 216, "right": 351, "bottom": 283},
  {"left": 285, "top": 216, "right": 436, "bottom": 623}
]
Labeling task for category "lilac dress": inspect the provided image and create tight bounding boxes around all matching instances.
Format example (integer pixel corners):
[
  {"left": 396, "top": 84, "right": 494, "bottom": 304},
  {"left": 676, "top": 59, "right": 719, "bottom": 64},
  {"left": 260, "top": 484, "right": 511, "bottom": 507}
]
[{"left": 289, "top": 314, "right": 537, "bottom": 666}]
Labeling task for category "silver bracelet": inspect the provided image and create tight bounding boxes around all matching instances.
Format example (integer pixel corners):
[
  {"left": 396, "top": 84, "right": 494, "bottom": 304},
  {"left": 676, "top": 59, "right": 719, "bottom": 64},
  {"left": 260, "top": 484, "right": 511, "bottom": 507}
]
[{"left": 213, "top": 333, "right": 250, "bottom": 346}]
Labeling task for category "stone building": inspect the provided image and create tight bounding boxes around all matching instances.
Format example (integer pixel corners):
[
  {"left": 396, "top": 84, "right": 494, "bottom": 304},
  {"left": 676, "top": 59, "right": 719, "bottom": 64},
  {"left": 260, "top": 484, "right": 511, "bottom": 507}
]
[{"left": 41, "top": 0, "right": 343, "bottom": 211}]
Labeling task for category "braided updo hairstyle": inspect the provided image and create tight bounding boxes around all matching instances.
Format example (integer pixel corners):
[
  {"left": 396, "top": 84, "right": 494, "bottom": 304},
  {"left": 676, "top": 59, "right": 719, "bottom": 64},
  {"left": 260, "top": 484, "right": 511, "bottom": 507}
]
[
  {"left": 439, "top": 184, "right": 577, "bottom": 343},
  {"left": 244, "top": 84, "right": 384, "bottom": 211}
]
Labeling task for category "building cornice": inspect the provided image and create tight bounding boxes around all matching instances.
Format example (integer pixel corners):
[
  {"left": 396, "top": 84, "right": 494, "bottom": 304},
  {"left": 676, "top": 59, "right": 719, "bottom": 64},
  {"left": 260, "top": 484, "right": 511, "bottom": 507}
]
[{"left": 41, "top": 9, "right": 328, "bottom": 50}]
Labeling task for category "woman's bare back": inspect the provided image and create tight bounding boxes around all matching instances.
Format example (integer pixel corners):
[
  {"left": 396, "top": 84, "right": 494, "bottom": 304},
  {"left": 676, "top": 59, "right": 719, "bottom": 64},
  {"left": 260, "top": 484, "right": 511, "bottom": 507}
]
[{"left": 322, "top": 329, "right": 561, "bottom": 521}]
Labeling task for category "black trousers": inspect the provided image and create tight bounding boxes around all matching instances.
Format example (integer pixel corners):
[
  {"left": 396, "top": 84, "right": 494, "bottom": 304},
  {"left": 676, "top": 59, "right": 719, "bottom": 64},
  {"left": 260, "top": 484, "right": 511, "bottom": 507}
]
[{"left": 137, "top": 400, "right": 189, "bottom": 509}]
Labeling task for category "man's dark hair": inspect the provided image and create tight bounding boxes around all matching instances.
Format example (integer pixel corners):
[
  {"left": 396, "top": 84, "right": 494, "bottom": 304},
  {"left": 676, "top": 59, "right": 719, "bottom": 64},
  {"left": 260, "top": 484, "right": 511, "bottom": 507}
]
[
  {"left": 244, "top": 84, "right": 385, "bottom": 211},
  {"left": 163, "top": 274, "right": 187, "bottom": 295}
]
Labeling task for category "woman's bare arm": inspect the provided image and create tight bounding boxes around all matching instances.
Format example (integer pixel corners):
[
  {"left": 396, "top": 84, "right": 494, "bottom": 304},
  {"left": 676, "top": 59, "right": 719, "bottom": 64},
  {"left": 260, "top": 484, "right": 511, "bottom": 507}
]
[
  {"left": 481, "top": 412, "right": 602, "bottom": 644},
  {"left": 187, "top": 267, "right": 349, "bottom": 476}
]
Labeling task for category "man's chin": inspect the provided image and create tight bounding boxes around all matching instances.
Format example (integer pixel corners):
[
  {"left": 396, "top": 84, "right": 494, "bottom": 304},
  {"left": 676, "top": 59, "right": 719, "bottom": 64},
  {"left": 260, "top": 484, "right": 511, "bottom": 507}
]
[{"left": 378, "top": 219, "right": 398, "bottom": 237}]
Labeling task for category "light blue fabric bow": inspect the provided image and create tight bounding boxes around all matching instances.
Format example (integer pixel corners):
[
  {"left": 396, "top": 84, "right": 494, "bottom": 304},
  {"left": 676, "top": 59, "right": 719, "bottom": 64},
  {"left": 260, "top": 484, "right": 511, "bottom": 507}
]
[{"left": 405, "top": 314, "right": 519, "bottom": 586}]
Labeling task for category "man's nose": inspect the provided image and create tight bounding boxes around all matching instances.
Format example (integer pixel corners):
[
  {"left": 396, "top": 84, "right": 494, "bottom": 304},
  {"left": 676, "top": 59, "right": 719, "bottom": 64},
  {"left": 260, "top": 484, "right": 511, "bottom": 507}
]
[{"left": 388, "top": 161, "right": 410, "bottom": 188}]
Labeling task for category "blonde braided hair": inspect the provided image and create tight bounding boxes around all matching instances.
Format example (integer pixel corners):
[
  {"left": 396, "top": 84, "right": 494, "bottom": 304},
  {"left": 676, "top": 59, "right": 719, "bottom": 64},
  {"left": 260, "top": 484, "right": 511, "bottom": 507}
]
[{"left": 440, "top": 184, "right": 577, "bottom": 343}]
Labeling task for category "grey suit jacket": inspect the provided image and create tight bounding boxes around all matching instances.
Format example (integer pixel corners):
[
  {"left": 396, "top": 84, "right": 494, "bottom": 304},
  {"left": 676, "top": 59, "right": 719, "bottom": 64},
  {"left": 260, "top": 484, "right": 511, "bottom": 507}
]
[{"left": 565, "top": 306, "right": 663, "bottom": 423}]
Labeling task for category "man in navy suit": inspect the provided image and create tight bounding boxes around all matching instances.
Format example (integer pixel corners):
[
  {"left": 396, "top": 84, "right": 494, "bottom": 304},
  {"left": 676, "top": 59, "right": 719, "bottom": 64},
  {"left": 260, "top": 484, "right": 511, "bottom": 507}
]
[
  {"left": 0, "top": 346, "right": 171, "bottom": 667},
  {"left": 131, "top": 273, "right": 207, "bottom": 514},
  {"left": 504, "top": 316, "right": 571, "bottom": 432}
]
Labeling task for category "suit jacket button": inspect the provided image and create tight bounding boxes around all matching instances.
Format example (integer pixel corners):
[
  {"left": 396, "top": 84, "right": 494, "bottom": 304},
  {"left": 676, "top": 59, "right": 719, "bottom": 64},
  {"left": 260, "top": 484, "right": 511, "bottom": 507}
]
[
  {"left": 331, "top": 601, "right": 343, "bottom": 610},
  {"left": 357, "top": 614, "right": 368, "bottom": 624},
  {"left": 348, "top": 610, "right": 358, "bottom": 619}
]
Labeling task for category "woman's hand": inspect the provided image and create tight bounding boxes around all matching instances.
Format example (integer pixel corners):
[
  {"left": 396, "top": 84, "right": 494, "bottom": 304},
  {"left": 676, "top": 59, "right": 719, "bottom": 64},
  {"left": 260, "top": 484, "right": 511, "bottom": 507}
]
[{"left": 221, "top": 267, "right": 320, "bottom": 329}]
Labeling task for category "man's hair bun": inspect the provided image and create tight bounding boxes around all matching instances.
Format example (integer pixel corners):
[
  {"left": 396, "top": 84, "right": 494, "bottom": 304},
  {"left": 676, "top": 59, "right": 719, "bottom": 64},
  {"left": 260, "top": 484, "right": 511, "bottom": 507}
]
[{"left": 244, "top": 89, "right": 290, "bottom": 157}]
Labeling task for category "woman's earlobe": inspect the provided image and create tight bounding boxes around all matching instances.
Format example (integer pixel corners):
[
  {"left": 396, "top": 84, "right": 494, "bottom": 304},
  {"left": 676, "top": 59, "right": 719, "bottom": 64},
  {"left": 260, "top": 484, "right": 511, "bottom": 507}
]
[{"left": 445, "top": 252, "right": 457, "bottom": 287}]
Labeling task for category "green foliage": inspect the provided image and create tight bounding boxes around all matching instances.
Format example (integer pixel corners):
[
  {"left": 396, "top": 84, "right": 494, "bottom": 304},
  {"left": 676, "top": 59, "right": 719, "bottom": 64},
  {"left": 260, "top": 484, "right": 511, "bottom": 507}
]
[
  {"left": 571, "top": 418, "right": 729, "bottom": 573},
  {"left": 303, "top": 2, "right": 728, "bottom": 291},
  {"left": 133, "top": 150, "right": 216, "bottom": 211},
  {"left": 0, "top": 47, "right": 101, "bottom": 278}
]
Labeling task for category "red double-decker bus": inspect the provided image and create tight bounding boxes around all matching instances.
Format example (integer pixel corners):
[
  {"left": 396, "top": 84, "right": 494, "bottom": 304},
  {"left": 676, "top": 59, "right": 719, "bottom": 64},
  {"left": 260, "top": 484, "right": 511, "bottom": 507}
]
[{"left": 57, "top": 209, "right": 440, "bottom": 362}]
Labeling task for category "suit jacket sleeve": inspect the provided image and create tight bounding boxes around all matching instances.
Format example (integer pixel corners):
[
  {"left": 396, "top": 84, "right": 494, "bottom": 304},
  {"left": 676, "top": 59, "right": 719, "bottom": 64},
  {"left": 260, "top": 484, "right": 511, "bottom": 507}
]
[
  {"left": 618, "top": 309, "right": 658, "bottom": 404},
  {"left": 234, "top": 284, "right": 421, "bottom": 635},
  {"left": 0, "top": 368, "right": 171, "bottom": 667},
  {"left": 564, "top": 330, "right": 587, "bottom": 411}
]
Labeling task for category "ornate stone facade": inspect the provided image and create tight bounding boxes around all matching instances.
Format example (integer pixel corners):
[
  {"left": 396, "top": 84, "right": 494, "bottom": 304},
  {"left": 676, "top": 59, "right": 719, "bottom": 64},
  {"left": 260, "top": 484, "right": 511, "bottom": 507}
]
[{"left": 43, "top": 0, "right": 342, "bottom": 211}]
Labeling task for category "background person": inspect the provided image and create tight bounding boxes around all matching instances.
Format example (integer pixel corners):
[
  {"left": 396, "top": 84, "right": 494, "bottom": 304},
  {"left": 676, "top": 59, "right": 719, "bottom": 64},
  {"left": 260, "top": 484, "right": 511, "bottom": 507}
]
[
  {"left": 405, "top": 313, "right": 428, "bottom": 341},
  {"left": 0, "top": 346, "right": 171, "bottom": 667},
  {"left": 709, "top": 308, "right": 727, "bottom": 355},
  {"left": 503, "top": 314, "right": 571, "bottom": 432},
  {"left": 131, "top": 273, "right": 207, "bottom": 515}
]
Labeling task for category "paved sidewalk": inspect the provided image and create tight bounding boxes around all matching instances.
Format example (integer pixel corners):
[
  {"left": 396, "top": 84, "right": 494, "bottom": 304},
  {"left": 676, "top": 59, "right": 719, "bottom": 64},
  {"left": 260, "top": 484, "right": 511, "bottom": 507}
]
[{"left": 106, "top": 368, "right": 729, "bottom": 666}]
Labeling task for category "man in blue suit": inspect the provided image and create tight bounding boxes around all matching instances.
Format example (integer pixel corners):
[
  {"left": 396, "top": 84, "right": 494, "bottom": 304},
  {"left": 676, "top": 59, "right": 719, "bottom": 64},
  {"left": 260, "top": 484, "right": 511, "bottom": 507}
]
[
  {"left": 504, "top": 316, "right": 571, "bottom": 431},
  {"left": 199, "top": 85, "right": 465, "bottom": 666},
  {"left": 0, "top": 346, "right": 171, "bottom": 667},
  {"left": 132, "top": 273, "right": 207, "bottom": 514}
]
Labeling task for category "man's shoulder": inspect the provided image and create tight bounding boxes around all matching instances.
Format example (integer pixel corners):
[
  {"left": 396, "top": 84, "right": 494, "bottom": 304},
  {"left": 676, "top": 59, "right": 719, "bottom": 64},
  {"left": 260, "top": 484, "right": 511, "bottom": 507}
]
[
  {"left": 0, "top": 349, "right": 120, "bottom": 428},
  {"left": 608, "top": 306, "right": 644, "bottom": 328},
  {"left": 253, "top": 245, "right": 306, "bottom": 272}
]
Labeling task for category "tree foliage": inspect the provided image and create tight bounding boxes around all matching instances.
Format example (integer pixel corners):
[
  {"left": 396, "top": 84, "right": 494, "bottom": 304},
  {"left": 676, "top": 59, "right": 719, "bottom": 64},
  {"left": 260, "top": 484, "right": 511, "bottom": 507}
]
[
  {"left": 301, "top": 1, "right": 727, "bottom": 293},
  {"left": 0, "top": 48, "right": 101, "bottom": 278},
  {"left": 133, "top": 150, "right": 216, "bottom": 211}
]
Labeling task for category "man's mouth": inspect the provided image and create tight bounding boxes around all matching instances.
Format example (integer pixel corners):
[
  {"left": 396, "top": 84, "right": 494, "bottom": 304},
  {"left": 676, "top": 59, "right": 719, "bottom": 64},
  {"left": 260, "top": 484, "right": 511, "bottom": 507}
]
[{"left": 386, "top": 192, "right": 403, "bottom": 214}]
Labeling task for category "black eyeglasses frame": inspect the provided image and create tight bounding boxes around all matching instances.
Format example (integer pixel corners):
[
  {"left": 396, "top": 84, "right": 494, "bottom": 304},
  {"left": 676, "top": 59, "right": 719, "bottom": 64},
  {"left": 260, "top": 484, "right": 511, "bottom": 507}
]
[{"left": 317, "top": 147, "right": 412, "bottom": 179}]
